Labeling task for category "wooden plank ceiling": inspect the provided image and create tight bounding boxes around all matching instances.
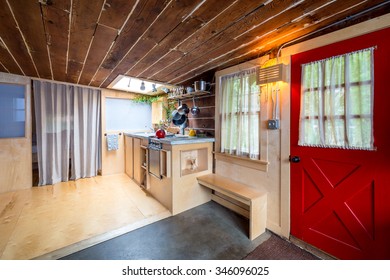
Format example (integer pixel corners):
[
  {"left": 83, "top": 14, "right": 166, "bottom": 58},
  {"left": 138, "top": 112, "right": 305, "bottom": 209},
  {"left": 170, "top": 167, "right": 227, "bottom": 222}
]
[{"left": 0, "top": 0, "right": 389, "bottom": 89}]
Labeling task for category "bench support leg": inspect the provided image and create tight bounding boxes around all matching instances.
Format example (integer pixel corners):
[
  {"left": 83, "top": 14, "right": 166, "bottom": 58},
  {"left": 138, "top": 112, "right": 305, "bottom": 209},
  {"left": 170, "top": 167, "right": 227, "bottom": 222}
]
[{"left": 250, "top": 195, "right": 267, "bottom": 240}]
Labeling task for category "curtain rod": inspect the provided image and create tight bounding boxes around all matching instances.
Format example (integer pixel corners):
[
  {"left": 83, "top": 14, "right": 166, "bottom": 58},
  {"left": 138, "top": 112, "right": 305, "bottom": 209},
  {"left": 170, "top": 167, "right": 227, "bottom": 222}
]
[
  {"left": 104, "top": 133, "right": 122, "bottom": 136},
  {"left": 31, "top": 77, "right": 102, "bottom": 91}
]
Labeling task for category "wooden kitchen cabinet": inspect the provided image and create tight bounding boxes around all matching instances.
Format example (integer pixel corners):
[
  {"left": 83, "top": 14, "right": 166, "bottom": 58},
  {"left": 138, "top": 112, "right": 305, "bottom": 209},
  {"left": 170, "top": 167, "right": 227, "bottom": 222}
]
[
  {"left": 147, "top": 141, "right": 214, "bottom": 215},
  {"left": 125, "top": 134, "right": 148, "bottom": 188},
  {"left": 133, "top": 137, "right": 147, "bottom": 187},
  {"left": 133, "top": 138, "right": 142, "bottom": 185},
  {"left": 124, "top": 135, "right": 134, "bottom": 178}
]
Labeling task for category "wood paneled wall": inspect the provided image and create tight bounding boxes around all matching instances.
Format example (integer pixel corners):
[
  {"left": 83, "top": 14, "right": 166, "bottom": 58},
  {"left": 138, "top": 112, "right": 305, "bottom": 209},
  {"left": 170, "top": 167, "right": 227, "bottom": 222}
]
[
  {"left": 0, "top": 73, "right": 32, "bottom": 194},
  {"left": 177, "top": 72, "right": 216, "bottom": 137}
]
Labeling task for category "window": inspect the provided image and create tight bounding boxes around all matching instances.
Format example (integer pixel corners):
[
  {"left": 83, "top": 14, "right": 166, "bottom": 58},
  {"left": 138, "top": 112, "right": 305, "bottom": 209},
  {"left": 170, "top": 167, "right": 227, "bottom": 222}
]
[
  {"left": 0, "top": 83, "right": 26, "bottom": 138},
  {"left": 299, "top": 47, "right": 375, "bottom": 150},
  {"left": 105, "top": 98, "right": 152, "bottom": 131},
  {"left": 220, "top": 68, "right": 260, "bottom": 159}
]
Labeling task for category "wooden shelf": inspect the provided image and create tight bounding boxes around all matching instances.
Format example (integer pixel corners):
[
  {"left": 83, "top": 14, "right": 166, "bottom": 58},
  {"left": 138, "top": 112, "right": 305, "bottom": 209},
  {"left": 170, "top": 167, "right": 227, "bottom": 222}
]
[{"left": 167, "top": 90, "right": 210, "bottom": 100}]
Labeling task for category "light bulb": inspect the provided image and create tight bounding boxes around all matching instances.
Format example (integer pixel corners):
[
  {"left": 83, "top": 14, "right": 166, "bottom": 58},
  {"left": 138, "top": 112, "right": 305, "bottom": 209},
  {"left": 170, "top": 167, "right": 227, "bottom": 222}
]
[{"left": 140, "top": 81, "right": 145, "bottom": 91}]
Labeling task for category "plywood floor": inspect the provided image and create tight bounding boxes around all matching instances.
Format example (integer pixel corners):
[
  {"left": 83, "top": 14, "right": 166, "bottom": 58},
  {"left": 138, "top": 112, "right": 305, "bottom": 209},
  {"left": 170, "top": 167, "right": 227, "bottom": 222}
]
[{"left": 0, "top": 174, "right": 171, "bottom": 260}]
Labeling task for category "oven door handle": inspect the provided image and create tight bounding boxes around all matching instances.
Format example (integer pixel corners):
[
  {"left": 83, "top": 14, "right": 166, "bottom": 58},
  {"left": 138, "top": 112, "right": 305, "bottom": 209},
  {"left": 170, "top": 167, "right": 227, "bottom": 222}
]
[{"left": 159, "top": 151, "right": 163, "bottom": 178}]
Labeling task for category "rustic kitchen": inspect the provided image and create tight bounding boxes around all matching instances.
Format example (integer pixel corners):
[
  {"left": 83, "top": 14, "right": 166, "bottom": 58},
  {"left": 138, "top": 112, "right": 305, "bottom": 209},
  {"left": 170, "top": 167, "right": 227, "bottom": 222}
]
[{"left": 0, "top": 0, "right": 389, "bottom": 260}]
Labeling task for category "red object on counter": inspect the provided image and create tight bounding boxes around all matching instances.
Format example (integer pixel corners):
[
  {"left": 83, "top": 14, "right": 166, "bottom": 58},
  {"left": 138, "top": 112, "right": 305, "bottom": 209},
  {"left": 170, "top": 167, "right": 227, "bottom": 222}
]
[{"left": 155, "top": 129, "right": 166, "bottom": 139}]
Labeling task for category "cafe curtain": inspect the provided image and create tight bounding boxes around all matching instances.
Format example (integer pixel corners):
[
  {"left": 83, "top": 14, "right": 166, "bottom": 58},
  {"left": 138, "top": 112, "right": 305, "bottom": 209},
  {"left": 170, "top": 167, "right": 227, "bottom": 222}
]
[
  {"left": 299, "top": 47, "right": 375, "bottom": 150},
  {"left": 33, "top": 80, "right": 101, "bottom": 185},
  {"left": 220, "top": 68, "right": 260, "bottom": 159}
]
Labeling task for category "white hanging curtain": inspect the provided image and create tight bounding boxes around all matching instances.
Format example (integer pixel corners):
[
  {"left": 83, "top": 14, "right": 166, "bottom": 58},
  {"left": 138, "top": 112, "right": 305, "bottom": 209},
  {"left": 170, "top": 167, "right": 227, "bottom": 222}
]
[
  {"left": 33, "top": 80, "right": 101, "bottom": 186},
  {"left": 220, "top": 68, "right": 260, "bottom": 159},
  {"left": 299, "top": 47, "right": 375, "bottom": 150},
  {"left": 33, "top": 82, "right": 71, "bottom": 185},
  {"left": 71, "top": 86, "right": 101, "bottom": 180}
]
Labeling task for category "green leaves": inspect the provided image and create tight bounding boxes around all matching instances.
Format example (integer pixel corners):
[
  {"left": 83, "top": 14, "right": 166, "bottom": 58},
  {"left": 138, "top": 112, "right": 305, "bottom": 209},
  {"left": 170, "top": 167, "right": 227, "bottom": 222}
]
[{"left": 132, "top": 94, "right": 164, "bottom": 104}]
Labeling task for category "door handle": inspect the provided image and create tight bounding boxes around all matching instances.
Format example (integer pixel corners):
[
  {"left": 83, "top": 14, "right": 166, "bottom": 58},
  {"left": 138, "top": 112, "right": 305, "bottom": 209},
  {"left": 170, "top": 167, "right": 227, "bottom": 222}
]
[{"left": 289, "top": 155, "right": 300, "bottom": 163}]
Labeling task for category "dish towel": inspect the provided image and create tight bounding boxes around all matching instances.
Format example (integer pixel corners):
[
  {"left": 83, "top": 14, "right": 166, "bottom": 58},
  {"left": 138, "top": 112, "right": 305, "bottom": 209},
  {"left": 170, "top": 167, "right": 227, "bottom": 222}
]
[{"left": 106, "top": 134, "right": 119, "bottom": 151}]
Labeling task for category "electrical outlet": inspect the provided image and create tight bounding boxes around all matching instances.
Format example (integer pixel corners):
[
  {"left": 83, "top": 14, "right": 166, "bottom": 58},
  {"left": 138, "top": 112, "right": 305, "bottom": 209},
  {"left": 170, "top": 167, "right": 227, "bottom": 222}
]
[{"left": 267, "top": 119, "right": 280, "bottom": 130}]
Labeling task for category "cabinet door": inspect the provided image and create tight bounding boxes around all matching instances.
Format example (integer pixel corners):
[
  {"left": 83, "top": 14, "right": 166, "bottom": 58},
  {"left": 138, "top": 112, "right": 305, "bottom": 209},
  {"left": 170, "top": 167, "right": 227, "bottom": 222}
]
[
  {"left": 124, "top": 136, "right": 133, "bottom": 178},
  {"left": 133, "top": 138, "right": 142, "bottom": 185}
]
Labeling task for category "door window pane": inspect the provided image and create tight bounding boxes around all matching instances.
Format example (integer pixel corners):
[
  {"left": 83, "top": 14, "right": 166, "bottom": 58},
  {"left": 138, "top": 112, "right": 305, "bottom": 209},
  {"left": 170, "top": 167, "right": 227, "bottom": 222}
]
[{"left": 299, "top": 47, "right": 374, "bottom": 150}]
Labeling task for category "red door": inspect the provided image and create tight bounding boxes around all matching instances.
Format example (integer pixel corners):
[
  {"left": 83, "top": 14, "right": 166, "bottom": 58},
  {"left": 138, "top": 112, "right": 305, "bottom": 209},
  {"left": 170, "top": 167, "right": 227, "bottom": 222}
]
[{"left": 290, "top": 28, "right": 390, "bottom": 259}]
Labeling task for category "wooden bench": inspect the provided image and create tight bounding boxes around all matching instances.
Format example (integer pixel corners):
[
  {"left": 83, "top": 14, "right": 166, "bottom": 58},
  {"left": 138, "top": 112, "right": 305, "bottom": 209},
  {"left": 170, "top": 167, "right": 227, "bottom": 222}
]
[{"left": 197, "top": 174, "right": 267, "bottom": 240}]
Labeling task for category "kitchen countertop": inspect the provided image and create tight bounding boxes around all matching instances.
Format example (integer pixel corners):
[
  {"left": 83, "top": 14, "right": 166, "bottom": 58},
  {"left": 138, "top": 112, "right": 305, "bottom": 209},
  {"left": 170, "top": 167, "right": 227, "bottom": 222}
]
[{"left": 124, "top": 132, "right": 215, "bottom": 145}]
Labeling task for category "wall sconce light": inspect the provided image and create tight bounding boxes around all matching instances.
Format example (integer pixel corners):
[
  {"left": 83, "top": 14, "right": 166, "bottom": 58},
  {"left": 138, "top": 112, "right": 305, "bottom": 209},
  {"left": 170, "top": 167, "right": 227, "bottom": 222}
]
[
  {"left": 140, "top": 81, "right": 145, "bottom": 91},
  {"left": 256, "top": 64, "right": 285, "bottom": 85},
  {"left": 256, "top": 63, "right": 285, "bottom": 130}
]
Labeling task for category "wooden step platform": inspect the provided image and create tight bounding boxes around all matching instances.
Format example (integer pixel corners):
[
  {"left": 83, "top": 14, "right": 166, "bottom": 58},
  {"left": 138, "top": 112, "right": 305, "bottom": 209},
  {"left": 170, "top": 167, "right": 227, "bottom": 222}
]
[{"left": 197, "top": 174, "right": 267, "bottom": 240}]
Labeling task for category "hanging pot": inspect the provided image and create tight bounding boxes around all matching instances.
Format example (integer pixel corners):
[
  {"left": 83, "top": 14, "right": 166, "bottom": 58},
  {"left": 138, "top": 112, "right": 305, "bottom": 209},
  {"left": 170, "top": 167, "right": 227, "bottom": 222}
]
[
  {"left": 177, "top": 103, "right": 189, "bottom": 115},
  {"left": 172, "top": 114, "right": 187, "bottom": 126},
  {"left": 194, "top": 79, "right": 209, "bottom": 91},
  {"left": 171, "top": 109, "right": 182, "bottom": 121},
  {"left": 191, "top": 96, "right": 200, "bottom": 116}
]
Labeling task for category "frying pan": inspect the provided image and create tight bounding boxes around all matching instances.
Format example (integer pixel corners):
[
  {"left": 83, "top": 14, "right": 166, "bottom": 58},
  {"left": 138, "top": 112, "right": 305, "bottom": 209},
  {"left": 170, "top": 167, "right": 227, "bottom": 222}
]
[
  {"left": 177, "top": 103, "right": 189, "bottom": 115},
  {"left": 172, "top": 114, "right": 187, "bottom": 126},
  {"left": 191, "top": 96, "right": 200, "bottom": 116},
  {"left": 171, "top": 109, "right": 182, "bottom": 121}
]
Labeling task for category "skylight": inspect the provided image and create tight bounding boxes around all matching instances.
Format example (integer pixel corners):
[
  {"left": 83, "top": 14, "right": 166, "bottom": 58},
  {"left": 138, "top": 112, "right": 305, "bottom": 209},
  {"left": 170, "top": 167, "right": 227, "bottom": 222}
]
[{"left": 108, "top": 75, "right": 172, "bottom": 95}]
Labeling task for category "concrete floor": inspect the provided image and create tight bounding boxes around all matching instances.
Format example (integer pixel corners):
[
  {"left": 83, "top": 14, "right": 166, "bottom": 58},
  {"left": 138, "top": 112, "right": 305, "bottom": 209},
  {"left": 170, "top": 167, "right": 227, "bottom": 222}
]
[{"left": 61, "top": 201, "right": 270, "bottom": 260}]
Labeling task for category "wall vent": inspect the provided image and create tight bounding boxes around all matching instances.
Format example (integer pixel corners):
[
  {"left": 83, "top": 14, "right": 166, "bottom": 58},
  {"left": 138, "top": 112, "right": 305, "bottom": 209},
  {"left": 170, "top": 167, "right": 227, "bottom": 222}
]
[{"left": 256, "top": 64, "right": 284, "bottom": 85}]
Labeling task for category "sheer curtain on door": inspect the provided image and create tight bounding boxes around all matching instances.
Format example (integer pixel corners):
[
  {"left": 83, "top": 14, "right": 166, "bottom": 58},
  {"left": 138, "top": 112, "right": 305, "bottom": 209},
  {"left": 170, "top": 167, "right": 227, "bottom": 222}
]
[
  {"left": 299, "top": 47, "right": 375, "bottom": 150},
  {"left": 33, "top": 80, "right": 101, "bottom": 186}
]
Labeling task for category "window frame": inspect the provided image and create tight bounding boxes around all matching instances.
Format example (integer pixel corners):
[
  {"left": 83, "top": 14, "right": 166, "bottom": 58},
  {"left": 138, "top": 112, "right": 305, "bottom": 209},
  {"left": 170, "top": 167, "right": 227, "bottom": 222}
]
[
  {"left": 219, "top": 68, "right": 261, "bottom": 159},
  {"left": 219, "top": 67, "right": 261, "bottom": 160},
  {"left": 215, "top": 57, "right": 271, "bottom": 170},
  {"left": 0, "top": 82, "right": 27, "bottom": 139}
]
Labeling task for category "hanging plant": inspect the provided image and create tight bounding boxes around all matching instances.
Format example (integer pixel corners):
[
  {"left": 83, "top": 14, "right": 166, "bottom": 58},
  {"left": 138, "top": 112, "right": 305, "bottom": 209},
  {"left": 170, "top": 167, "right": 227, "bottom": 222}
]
[
  {"left": 132, "top": 94, "right": 164, "bottom": 104},
  {"left": 163, "top": 100, "right": 176, "bottom": 121}
]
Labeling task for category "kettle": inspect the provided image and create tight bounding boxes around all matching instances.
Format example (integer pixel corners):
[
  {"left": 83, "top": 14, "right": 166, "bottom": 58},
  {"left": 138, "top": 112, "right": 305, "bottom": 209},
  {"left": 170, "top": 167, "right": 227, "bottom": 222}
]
[{"left": 155, "top": 128, "right": 166, "bottom": 139}]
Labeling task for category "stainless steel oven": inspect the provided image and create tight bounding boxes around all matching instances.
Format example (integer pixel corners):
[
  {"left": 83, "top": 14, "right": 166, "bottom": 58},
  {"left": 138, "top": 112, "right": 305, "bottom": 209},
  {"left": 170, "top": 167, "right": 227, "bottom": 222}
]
[{"left": 148, "top": 138, "right": 163, "bottom": 179}]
